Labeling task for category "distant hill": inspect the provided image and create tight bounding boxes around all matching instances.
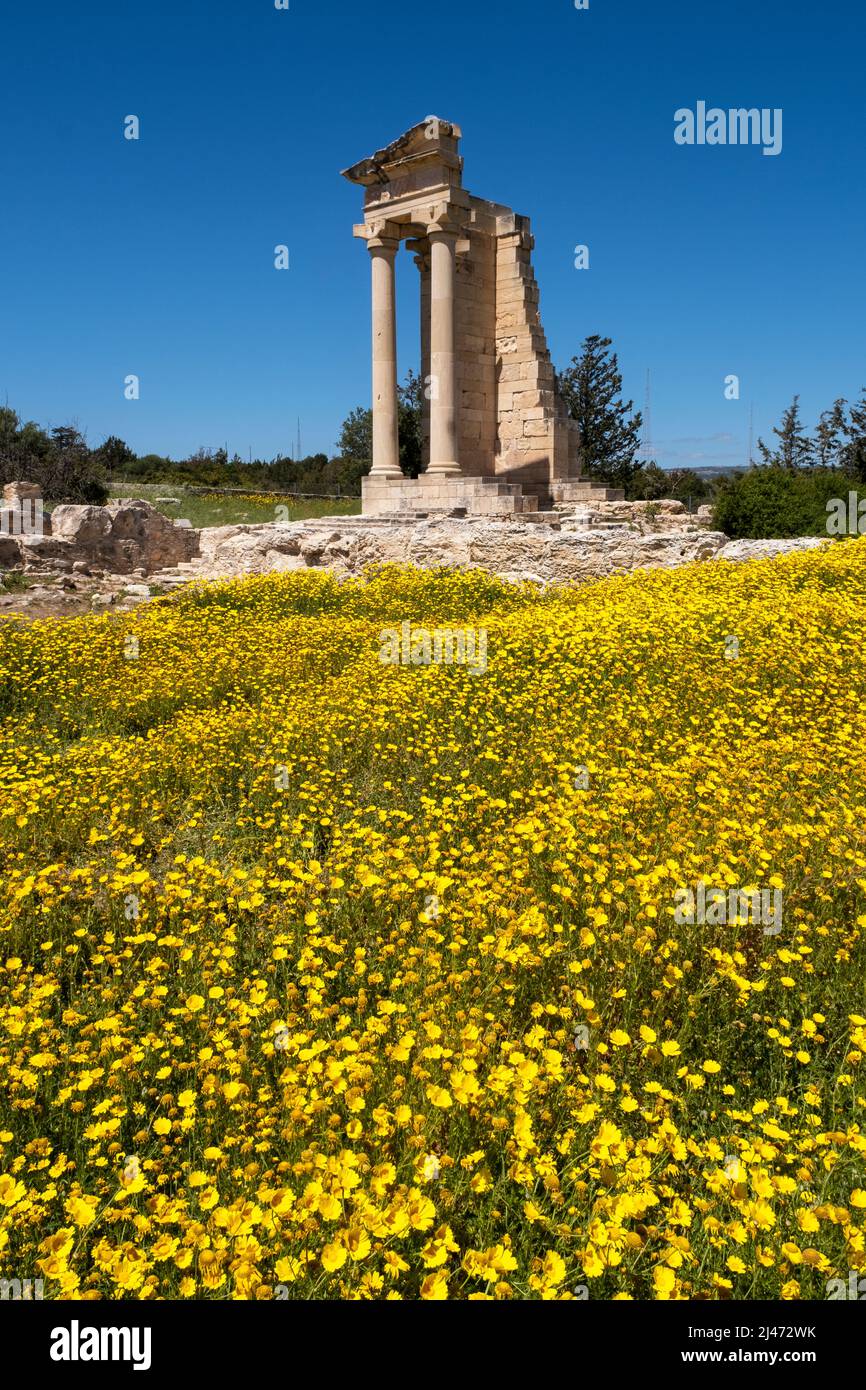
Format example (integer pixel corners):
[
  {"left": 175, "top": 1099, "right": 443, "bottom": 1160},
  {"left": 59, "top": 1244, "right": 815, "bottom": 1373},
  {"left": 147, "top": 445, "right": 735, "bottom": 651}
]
[{"left": 664, "top": 464, "right": 745, "bottom": 479}]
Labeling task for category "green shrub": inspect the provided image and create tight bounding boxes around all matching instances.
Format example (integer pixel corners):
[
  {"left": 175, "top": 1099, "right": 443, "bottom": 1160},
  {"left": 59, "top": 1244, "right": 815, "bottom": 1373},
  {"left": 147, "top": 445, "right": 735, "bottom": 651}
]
[{"left": 712, "top": 466, "right": 866, "bottom": 539}]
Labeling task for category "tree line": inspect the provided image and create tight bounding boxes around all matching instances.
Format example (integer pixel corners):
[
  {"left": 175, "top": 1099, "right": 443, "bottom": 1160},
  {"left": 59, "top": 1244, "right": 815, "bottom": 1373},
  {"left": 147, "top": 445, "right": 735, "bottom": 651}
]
[
  {"left": 0, "top": 340, "right": 681, "bottom": 503},
  {"left": 0, "top": 406, "right": 368, "bottom": 503},
  {"left": 4, "top": 344, "right": 863, "bottom": 508},
  {"left": 755, "top": 394, "right": 866, "bottom": 476},
  {"left": 712, "top": 394, "right": 866, "bottom": 541}
]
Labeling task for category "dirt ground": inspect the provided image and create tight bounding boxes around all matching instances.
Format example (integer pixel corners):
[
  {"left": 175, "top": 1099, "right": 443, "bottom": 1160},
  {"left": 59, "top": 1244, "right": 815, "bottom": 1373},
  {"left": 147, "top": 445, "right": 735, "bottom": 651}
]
[{"left": 0, "top": 572, "right": 172, "bottom": 622}]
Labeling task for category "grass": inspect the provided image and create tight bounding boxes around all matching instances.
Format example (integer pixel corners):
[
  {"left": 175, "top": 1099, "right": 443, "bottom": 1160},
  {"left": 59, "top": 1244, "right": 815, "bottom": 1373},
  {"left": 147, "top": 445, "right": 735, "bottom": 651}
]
[
  {"left": 107, "top": 482, "right": 361, "bottom": 529},
  {"left": 0, "top": 570, "right": 38, "bottom": 593}
]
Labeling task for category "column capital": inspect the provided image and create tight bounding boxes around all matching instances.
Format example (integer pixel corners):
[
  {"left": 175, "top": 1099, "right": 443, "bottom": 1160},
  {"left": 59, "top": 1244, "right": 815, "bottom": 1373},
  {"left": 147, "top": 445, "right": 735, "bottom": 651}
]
[
  {"left": 424, "top": 201, "right": 463, "bottom": 240},
  {"left": 426, "top": 222, "right": 461, "bottom": 243},
  {"left": 407, "top": 237, "right": 431, "bottom": 273},
  {"left": 363, "top": 218, "right": 402, "bottom": 254}
]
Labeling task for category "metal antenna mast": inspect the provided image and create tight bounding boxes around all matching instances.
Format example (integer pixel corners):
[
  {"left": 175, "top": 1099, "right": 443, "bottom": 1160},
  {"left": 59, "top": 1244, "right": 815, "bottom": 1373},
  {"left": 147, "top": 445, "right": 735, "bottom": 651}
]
[{"left": 641, "top": 369, "right": 654, "bottom": 464}]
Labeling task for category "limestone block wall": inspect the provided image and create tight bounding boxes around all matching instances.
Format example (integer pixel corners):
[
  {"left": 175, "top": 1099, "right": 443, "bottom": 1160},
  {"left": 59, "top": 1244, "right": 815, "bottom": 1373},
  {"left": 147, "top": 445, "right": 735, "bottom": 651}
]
[
  {"left": 492, "top": 212, "right": 577, "bottom": 492},
  {"left": 442, "top": 200, "right": 581, "bottom": 499},
  {"left": 454, "top": 203, "right": 498, "bottom": 477}
]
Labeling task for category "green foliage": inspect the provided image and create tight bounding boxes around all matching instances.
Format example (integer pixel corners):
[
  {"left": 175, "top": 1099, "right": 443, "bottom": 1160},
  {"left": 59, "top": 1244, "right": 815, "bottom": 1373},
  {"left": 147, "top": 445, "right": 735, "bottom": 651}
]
[
  {"left": 815, "top": 400, "right": 849, "bottom": 469},
  {"left": 712, "top": 466, "right": 866, "bottom": 539},
  {"left": 336, "top": 407, "right": 372, "bottom": 469},
  {"left": 0, "top": 570, "right": 31, "bottom": 593},
  {"left": 0, "top": 398, "right": 384, "bottom": 502},
  {"left": 757, "top": 391, "right": 866, "bottom": 480},
  {"left": 627, "top": 461, "right": 711, "bottom": 504},
  {"left": 398, "top": 369, "right": 423, "bottom": 477},
  {"left": 103, "top": 448, "right": 366, "bottom": 496},
  {"left": 106, "top": 484, "right": 358, "bottom": 530},
  {"left": 122, "top": 453, "right": 176, "bottom": 480},
  {"left": 94, "top": 435, "right": 136, "bottom": 475},
  {"left": 756, "top": 396, "right": 816, "bottom": 470},
  {"left": 842, "top": 389, "right": 866, "bottom": 481},
  {"left": 0, "top": 409, "right": 107, "bottom": 503},
  {"left": 337, "top": 369, "right": 423, "bottom": 478},
  {"left": 557, "top": 335, "right": 643, "bottom": 490}
]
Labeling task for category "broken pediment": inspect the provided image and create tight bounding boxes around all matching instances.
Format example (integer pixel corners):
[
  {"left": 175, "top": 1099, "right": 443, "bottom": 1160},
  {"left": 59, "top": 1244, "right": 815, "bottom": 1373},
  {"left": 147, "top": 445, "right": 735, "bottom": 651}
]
[{"left": 341, "top": 117, "right": 463, "bottom": 205}]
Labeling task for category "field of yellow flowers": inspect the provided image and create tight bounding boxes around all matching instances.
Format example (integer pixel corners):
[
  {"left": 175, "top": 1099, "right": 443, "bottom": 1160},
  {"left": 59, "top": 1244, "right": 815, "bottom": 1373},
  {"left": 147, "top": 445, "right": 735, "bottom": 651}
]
[{"left": 1, "top": 546, "right": 865, "bottom": 1301}]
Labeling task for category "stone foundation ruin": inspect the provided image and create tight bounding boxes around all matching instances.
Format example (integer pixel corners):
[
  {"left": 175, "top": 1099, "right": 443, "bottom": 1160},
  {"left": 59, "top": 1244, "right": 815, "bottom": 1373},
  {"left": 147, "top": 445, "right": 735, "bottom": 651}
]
[{"left": 0, "top": 483, "right": 197, "bottom": 576}]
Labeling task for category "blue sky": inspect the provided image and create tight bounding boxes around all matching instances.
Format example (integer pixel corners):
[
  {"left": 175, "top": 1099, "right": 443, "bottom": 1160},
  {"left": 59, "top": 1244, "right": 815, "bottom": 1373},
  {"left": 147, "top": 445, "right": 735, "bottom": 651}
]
[{"left": 1, "top": 0, "right": 863, "bottom": 467}]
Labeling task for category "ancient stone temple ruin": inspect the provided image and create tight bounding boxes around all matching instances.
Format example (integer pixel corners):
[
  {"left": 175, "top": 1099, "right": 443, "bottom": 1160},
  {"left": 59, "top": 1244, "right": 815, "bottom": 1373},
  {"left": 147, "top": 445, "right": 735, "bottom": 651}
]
[{"left": 343, "top": 118, "right": 621, "bottom": 518}]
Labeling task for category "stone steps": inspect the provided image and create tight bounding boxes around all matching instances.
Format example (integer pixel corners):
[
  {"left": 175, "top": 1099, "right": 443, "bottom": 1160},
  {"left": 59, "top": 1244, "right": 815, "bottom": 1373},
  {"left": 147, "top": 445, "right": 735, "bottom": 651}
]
[
  {"left": 364, "top": 473, "right": 547, "bottom": 518},
  {"left": 150, "top": 559, "right": 211, "bottom": 588},
  {"left": 549, "top": 480, "right": 626, "bottom": 503},
  {"left": 152, "top": 573, "right": 194, "bottom": 588}
]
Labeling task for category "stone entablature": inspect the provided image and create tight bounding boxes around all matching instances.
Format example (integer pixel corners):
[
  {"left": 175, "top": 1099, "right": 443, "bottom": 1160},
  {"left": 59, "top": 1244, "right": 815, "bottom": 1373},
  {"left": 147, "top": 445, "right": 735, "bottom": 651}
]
[{"left": 343, "top": 119, "right": 608, "bottom": 517}]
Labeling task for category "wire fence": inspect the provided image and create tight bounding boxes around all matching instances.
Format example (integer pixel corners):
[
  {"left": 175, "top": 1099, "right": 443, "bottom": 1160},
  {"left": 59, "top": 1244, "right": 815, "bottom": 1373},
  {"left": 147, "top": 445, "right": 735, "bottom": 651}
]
[
  {"left": 187, "top": 486, "right": 351, "bottom": 500},
  {"left": 113, "top": 481, "right": 358, "bottom": 501}
]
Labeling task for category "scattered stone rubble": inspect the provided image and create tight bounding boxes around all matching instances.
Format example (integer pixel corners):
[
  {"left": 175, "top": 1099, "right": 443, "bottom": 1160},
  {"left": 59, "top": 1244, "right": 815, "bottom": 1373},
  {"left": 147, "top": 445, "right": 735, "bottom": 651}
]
[
  {"left": 19, "top": 498, "right": 197, "bottom": 575},
  {"left": 0, "top": 485, "right": 198, "bottom": 618},
  {"left": 172, "top": 509, "right": 824, "bottom": 590},
  {"left": 0, "top": 485, "right": 829, "bottom": 620}
]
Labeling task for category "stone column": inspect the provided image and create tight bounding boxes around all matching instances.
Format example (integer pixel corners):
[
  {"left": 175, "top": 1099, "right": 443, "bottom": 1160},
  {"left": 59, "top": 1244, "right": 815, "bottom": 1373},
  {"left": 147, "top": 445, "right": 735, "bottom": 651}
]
[
  {"left": 367, "top": 229, "right": 402, "bottom": 478},
  {"left": 427, "top": 224, "right": 460, "bottom": 476},
  {"left": 412, "top": 243, "right": 432, "bottom": 471}
]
